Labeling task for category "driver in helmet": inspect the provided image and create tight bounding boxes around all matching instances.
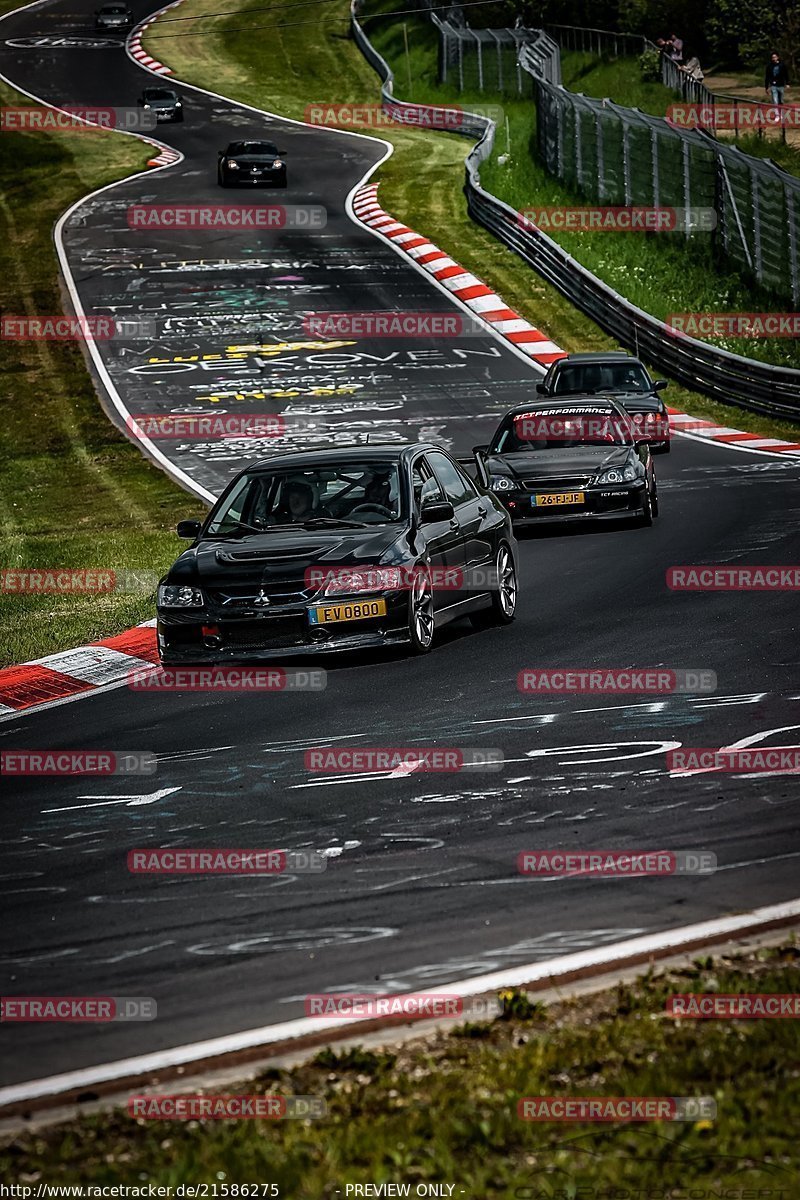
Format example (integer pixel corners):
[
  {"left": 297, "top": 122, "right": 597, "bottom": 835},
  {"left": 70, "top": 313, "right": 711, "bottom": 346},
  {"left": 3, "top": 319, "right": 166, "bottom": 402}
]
[{"left": 271, "top": 477, "right": 330, "bottom": 524}]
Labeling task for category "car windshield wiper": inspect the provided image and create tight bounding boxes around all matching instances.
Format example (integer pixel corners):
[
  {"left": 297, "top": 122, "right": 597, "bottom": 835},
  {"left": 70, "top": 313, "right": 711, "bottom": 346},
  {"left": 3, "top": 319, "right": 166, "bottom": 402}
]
[{"left": 300, "top": 517, "right": 370, "bottom": 529}]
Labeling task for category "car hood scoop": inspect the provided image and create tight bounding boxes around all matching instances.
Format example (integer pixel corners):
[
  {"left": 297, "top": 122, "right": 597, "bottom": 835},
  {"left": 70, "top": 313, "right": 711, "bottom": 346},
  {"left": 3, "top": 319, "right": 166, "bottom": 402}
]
[{"left": 214, "top": 542, "right": 333, "bottom": 565}]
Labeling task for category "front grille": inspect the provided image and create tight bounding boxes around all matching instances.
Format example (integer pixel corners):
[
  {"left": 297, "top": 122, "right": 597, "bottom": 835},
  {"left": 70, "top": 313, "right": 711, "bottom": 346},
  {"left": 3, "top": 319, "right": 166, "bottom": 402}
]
[
  {"left": 223, "top": 619, "right": 305, "bottom": 649},
  {"left": 208, "top": 579, "right": 314, "bottom": 609},
  {"left": 521, "top": 476, "right": 592, "bottom": 491}
]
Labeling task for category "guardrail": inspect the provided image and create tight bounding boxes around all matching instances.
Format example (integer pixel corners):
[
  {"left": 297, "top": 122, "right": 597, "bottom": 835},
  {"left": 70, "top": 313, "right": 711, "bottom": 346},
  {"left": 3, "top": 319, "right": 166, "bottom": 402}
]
[{"left": 350, "top": 4, "right": 800, "bottom": 418}]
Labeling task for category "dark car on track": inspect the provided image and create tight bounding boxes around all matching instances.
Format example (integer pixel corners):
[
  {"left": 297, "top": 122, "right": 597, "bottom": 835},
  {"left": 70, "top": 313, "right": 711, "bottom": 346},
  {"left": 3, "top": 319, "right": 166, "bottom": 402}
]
[
  {"left": 94, "top": 3, "right": 132, "bottom": 29},
  {"left": 536, "top": 351, "right": 671, "bottom": 452},
  {"left": 157, "top": 446, "right": 518, "bottom": 663},
  {"left": 217, "top": 141, "right": 287, "bottom": 188},
  {"left": 137, "top": 86, "right": 183, "bottom": 123},
  {"left": 473, "top": 396, "right": 659, "bottom": 529}
]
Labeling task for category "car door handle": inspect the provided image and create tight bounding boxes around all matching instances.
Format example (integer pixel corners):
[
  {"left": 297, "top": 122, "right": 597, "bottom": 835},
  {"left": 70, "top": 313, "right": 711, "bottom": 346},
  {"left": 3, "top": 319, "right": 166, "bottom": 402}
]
[
  {"left": 477, "top": 504, "right": 487, "bottom": 516},
  {"left": 449, "top": 518, "right": 459, "bottom": 530}
]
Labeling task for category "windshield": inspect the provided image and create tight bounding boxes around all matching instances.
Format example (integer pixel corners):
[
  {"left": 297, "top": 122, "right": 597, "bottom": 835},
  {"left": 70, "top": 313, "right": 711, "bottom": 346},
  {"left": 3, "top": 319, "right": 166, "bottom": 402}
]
[
  {"left": 227, "top": 142, "right": 278, "bottom": 156},
  {"left": 206, "top": 462, "right": 405, "bottom": 536},
  {"left": 490, "top": 408, "right": 633, "bottom": 452},
  {"left": 552, "top": 362, "right": 651, "bottom": 394},
  {"left": 144, "top": 90, "right": 176, "bottom": 100}
]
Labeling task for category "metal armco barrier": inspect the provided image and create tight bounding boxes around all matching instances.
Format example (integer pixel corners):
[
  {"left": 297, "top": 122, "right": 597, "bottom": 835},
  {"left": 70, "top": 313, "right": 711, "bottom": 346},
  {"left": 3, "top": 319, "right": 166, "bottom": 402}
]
[{"left": 350, "top": 4, "right": 800, "bottom": 417}]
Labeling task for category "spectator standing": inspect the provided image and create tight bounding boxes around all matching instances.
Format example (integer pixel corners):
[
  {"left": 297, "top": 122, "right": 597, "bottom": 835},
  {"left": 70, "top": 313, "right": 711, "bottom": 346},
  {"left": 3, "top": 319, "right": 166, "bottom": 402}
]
[
  {"left": 765, "top": 52, "right": 789, "bottom": 104},
  {"left": 657, "top": 32, "right": 684, "bottom": 64}
]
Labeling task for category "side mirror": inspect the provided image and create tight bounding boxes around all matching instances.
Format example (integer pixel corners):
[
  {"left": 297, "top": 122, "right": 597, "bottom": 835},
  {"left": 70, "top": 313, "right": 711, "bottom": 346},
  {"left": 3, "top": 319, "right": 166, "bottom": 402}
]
[
  {"left": 535, "top": 382, "right": 548, "bottom": 395},
  {"left": 654, "top": 380, "right": 668, "bottom": 392},
  {"left": 279, "top": 149, "right": 288, "bottom": 155},
  {"left": 420, "top": 499, "right": 455, "bottom": 523},
  {"left": 472, "top": 444, "right": 489, "bottom": 456},
  {"left": 176, "top": 519, "right": 201, "bottom": 539}
]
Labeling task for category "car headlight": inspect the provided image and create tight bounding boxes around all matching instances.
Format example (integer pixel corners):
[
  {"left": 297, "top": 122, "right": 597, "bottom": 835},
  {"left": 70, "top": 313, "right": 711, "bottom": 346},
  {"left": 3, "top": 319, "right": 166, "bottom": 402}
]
[
  {"left": 272, "top": 159, "right": 283, "bottom": 168},
  {"left": 594, "top": 465, "right": 638, "bottom": 485},
  {"left": 323, "top": 567, "right": 401, "bottom": 596},
  {"left": 142, "top": 103, "right": 150, "bottom": 109},
  {"left": 174, "top": 100, "right": 182, "bottom": 107},
  {"left": 227, "top": 159, "right": 239, "bottom": 169},
  {"left": 157, "top": 584, "right": 204, "bottom": 608},
  {"left": 489, "top": 475, "right": 514, "bottom": 491}
]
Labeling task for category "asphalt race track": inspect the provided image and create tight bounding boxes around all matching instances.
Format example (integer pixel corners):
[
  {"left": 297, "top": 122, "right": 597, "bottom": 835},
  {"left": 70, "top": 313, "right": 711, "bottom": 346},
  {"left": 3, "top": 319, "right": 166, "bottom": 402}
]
[{"left": 2, "top": 0, "right": 800, "bottom": 1091}]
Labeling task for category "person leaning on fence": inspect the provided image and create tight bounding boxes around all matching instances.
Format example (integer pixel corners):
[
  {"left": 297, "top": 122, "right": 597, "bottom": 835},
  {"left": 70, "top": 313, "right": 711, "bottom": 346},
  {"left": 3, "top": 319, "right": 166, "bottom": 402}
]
[
  {"left": 678, "top": 56, "right": 704, "bottom": 82},
  {"left": 657, "top": 33, "right": 684, "bottom": 64},
  {"left": 765, "top": 52, "right": 789, "bottom": 105}
]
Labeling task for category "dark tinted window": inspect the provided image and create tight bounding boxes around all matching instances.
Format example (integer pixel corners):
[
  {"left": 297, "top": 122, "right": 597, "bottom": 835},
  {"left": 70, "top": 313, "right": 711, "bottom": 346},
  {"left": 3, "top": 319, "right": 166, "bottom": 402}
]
[
  {"left": 552, "top": 362, "right": 650, "bottom": 394},
  {"left": 412, "top": 457, "right": 443, "bottom": 511},
  {"left": 428, "top": 450, "right": 477, "bottom": 505},
  {"left": 227, "top": 142, "right": 278, "bottom": 156}
]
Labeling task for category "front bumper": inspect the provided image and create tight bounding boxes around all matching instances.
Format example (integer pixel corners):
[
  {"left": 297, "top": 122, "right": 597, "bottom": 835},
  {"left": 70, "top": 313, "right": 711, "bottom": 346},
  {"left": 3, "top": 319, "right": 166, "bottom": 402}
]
[
  {"left": 157, "top": 594, "right": 409, "bottom": 662},
  {"left": 498, "top": 482, "right": 647, "bottom": 525},
  {"left": 223, "top": 169, "right": 287, "bottom": 186}
]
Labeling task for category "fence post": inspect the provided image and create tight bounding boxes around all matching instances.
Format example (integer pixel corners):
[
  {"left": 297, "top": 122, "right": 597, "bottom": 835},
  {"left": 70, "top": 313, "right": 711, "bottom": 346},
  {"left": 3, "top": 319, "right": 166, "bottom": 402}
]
[
  {"left": 787, "top": 187, "right": 799, "bottom": 307},
  {"left": 651, "top": 126, "right": 660, "bottom": 208},
  {"left": 682, "top": 139, "right": 691, "bottom": 240},
  {"left": 596, "top": 109, "right": 605, "bottom": 201},
  {"left": 474, "top": 30, "right": 483, "bottom": 91},
  {"left": 575, "top": 103, "right": 582, "bottom": 189},
  {"left": 622, "top": 119, "right": 632, "bottom": 205},
  {"left": 751, "top": 166, "right": 763, "bottom": 282},
  {"left": 458, "top": 30, "right": 464, "bottom": 92},
  {"left": 556, "top": 94, "right": 564, "bottom": 178}
]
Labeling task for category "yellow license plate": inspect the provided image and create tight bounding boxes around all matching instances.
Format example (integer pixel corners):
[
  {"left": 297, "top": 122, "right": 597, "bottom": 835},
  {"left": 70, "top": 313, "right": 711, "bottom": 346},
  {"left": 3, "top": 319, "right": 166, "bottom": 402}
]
[
  {"left": 308, "top": 598, "right": 387, "bottom": 625},
  {"left": 533, "top": 491, "right": 585, "bottom": 507}
]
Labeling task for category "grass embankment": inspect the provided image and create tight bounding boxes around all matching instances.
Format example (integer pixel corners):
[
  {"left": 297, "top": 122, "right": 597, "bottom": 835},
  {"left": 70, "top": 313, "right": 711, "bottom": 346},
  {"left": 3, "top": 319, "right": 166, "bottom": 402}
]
[
  {"left": 3, "top": 942, "right": 799, "bottom": 1194},
  {"left": 0, "top": 69, "right": 204, "bottom": 666},
  {"left": 143, "top": 0, "right": 800, "bottom": 441}
]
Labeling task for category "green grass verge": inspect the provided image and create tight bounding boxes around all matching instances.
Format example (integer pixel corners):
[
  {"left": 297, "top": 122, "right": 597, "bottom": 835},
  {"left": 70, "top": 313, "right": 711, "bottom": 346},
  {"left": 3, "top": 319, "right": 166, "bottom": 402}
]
[
  {"left": 3, "top": 943, "right": 799, "bottom": 1192},
  {"left": 0, "top": 80, "right": 203, "bottom": 668}
]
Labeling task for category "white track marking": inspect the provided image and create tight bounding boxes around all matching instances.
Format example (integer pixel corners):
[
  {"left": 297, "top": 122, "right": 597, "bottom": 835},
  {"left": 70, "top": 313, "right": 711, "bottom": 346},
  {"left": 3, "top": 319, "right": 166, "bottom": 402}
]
[{"left": 1, "top": 897, "right": 798, "bottom": 1109}]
